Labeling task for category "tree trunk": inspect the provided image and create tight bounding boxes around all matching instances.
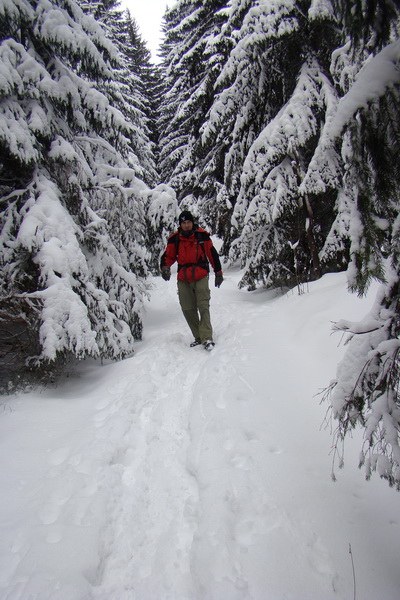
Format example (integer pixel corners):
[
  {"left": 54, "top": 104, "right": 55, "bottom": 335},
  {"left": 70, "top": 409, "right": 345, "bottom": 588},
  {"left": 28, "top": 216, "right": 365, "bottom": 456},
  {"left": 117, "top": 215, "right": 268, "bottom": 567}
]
[
  {"left": 302, "top": 194, "right": 322, "bottom": 280},
  {"left": 291, "top": 151, "right": 322, "bottom": 280}
]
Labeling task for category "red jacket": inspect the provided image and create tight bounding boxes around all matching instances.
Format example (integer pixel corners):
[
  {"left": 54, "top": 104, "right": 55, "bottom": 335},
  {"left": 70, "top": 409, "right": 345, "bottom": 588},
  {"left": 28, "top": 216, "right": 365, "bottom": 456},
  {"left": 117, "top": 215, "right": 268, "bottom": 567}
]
[{"left": 161, "top": 226, "right": 222, "bottom": 282}]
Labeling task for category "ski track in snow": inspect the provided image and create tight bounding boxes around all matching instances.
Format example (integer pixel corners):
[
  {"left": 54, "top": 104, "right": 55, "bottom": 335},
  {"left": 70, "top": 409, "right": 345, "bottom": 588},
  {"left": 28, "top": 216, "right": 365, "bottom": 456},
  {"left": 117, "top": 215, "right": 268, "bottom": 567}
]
[{"left": 1, "top": 269, "right": 400, "bottom": 599}]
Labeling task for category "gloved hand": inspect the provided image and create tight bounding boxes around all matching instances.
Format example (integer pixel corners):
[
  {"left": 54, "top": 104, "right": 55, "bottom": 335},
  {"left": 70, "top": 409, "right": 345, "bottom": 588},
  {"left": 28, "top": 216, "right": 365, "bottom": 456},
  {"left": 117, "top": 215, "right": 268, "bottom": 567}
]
[
  {"left": 161, "top": 266, "right": 171, "bottom": 281},
  {"left": 215, "top": 272, "right": 223, "bottom": 288}
]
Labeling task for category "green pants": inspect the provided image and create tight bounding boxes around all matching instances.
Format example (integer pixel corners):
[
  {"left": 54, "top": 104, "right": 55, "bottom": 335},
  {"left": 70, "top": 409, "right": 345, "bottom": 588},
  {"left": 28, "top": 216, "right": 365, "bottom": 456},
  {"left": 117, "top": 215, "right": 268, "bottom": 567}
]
[{"left": 177, "top": 277, "right": 213, "bottom": 343}]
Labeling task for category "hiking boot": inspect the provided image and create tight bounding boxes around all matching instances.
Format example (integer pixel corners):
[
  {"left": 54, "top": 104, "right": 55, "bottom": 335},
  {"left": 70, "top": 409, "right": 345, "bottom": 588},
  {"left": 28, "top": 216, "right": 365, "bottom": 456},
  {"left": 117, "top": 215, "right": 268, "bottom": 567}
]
[
  {"left": 203, "top": 340, "right": 215, "bottom": 351},
  {"left": 190, "top": 339, "right": 202, "bottom": 347}
]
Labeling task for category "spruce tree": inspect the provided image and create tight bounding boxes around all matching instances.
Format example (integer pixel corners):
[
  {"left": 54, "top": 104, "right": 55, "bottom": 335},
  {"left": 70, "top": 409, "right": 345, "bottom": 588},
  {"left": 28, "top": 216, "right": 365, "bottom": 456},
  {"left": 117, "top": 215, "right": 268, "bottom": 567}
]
[
  {"left": 157, "top": 0, "right": 230, "bottom": 212},
  {"left": 199, "top": 0, "right": 340, "bottom": 287},
  {"left": 142, "top": 184, "right": 179, "bottom": 275},
  {"left": 79, "top": 0, "right": 159, "bottom": 185},
  {"left": 125, "top": 13, "right": 161, "bottom": 147},
  {"left": 319, "top": 1, "right": 400, "bottom": 489},
  {"left": 0, "top": 0, "right": 149, "bottom": 391},
  {"left": 231, "top": 59, "right": 339, "bottom": 290}
]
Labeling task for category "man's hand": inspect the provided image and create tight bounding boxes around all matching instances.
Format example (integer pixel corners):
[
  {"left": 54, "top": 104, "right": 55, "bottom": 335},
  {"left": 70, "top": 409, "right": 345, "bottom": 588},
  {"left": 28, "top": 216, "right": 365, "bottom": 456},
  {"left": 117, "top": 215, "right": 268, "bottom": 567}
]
[
  {"left": 215, "top": 272, "right": 223, "bottom": 288},
  {"left": 161, "top": 266, "right": 171, "bottom": 281}
]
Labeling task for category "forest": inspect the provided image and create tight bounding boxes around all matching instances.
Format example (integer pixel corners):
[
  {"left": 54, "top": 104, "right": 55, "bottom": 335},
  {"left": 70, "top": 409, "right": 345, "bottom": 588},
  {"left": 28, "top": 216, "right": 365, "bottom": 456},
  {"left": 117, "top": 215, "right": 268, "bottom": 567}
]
[{"left": 1, "top": 0, "right": 400, "bottom": 488}]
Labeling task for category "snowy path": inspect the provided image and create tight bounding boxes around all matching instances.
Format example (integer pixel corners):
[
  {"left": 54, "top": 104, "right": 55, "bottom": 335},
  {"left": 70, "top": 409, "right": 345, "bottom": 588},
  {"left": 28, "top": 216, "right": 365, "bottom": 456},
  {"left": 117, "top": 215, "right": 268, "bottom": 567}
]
[{"left": 0, "top": 268, "right": 400, "bottom": 599}]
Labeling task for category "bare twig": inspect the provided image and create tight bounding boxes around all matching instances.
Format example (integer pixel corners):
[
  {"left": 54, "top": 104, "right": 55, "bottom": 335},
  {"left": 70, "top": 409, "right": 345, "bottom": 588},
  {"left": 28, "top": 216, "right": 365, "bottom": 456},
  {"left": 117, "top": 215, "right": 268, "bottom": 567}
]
[{"left": 349, "top": 543, "right": 356, "bottom": 600}]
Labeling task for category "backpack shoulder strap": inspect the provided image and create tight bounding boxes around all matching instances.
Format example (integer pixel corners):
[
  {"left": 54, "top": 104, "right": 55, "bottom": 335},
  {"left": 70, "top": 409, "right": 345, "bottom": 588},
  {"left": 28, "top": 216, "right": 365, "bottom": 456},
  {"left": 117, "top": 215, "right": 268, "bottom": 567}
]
[
  {"left": 194, "top": 229, "right": 210, "bottom": 244},
  {"left": 166, "top": 231, "right": 180, "bottom": 255}
]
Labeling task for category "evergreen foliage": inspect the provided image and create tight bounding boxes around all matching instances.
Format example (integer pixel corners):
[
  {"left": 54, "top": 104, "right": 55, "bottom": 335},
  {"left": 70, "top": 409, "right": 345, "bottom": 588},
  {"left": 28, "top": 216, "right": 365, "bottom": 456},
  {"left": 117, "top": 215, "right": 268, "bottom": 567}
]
[
  {"left": 156, "top": 0, "right": 400, "bottom": 489},
  {"left": 335, "top": 0, "right": 400, "bottom": 51},
  {"left": 201, "top": 0, "right": 341, "bottom": 288},
  {"left": 3, "top": 0, "right": 400, "bottom": 489},
  {"left": 0, "top": 0, "right": 150, "bottom": 391},
  {"left": 318, "top": 2, "right": 400, "bottom": 489},
  {"left": 79, "top": 0, "right": 159, "bottom": 185},
  {"left": 157, "top": 0, "right": 230, "bottom": 211},
  {"left": 124, "top": 14, "right": 163, "bottom": 152},
  {"left": 142, "top": 184, "right": 179, "bottom": 274}
]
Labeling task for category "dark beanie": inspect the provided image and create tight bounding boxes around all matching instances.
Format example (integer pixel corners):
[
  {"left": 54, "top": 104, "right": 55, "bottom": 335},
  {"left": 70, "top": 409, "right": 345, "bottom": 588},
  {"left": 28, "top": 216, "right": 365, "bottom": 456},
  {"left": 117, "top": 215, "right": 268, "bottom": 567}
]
[{"left": 179, "top": 210, "right": 194, "bottom": 224}]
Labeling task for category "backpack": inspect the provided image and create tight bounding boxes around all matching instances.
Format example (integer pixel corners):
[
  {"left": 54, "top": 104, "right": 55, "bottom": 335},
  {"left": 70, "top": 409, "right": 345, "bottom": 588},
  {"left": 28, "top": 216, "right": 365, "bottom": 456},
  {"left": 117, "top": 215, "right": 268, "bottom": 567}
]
[{"left": 173, "top": 229, "right": 210, "bottom": 273}]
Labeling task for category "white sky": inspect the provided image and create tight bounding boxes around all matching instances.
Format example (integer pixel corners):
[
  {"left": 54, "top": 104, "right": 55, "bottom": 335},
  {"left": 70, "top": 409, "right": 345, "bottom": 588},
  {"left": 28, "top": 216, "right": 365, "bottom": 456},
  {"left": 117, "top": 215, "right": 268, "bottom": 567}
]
[{"left": 120, "top": 0, "right": 171, "bottom": 62}]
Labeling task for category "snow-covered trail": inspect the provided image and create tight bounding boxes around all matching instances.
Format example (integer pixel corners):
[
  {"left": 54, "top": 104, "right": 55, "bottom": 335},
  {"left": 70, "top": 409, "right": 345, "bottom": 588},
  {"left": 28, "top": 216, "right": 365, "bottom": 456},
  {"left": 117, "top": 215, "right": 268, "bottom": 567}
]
[{"left": 1, "top": 268, "right": 400, "bottom": 599}]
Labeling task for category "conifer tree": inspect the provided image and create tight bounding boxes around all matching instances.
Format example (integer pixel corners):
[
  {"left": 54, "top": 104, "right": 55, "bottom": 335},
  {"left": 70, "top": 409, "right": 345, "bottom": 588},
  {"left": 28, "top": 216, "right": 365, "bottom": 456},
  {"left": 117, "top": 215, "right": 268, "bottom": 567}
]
[
  {"left": 142, "top": 184, "right": 179, "bottom": 274},
  {"left": 79, "top": 0, "right": 159, "bottom": 185},
  {"left": 122, "top": 10, "right": 160, "bottom": 185},
  {"left": 157, "top": 0, "right": 230, "bottom": 211},
  {"left": 125, "top": 13, "right": 161, "bottom": 149},
  {"left": 0, "top": 0, "right": 149, "bottom": 390},
  {"left": 318, "top": 1, "right": 400, "bottom": 489},
  {"left": 200, "top": 0, "right": 340, "bottom": 287}
]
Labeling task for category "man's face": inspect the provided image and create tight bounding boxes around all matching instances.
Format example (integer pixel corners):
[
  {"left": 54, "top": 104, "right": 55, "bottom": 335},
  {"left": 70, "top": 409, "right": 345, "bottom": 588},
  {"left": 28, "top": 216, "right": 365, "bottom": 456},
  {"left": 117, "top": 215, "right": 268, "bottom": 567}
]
[{"left": 181, "top": 220, "right": 193, "bottom": 233}]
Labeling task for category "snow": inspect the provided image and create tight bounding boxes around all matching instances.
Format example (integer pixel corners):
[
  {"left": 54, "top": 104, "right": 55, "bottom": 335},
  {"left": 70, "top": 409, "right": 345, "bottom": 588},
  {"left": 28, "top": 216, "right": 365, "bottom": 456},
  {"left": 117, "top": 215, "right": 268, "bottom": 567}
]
[
  {"left": 323, "top": 40, "right": 400, "bottom": 141},
  {"left": 308, "top": 0, "right": 335, "bottom": 21},
  {"left": 1, "top": 265, "right": 399, "bottom": 599}
]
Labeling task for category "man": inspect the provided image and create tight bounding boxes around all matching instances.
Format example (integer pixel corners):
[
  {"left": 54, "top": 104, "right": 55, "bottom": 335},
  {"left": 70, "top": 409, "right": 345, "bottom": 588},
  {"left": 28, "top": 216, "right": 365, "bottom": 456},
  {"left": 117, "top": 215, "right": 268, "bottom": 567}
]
[{"left": 160, "top": 210, "right": 223, "bottom": 350}]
